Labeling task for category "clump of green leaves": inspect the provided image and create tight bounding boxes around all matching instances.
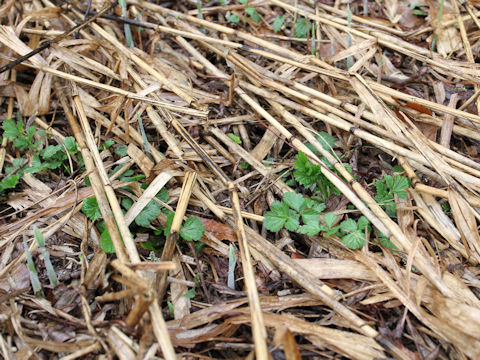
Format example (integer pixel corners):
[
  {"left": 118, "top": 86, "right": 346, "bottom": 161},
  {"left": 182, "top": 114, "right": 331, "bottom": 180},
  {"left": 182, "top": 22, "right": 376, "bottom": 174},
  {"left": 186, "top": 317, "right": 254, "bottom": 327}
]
[
  {"left": 272, "top": 15, "right": 285, "bottom": 33},
  {"left": 24, "top": 227, "right": 59, "bottom": 297},
  {"left": 374, "top": 175, "right": 409, "bottom": 217},
  {"left": 82, "top": 188, "right": 205, "bottom": 253},
  {"left": 292, "top": 132, "right": 351, "bottom": 202},
  {"left": 226, "top": 0, "right": 261, "bottom": 23},
  {"left": 2, "top": 118, "right": 42, "bottom": 151},
  {"left": 295, "top": 17, "right": 309, "bottom": 38},
  {"left": 263, "top": 192, "right": 326, "bottom": 236},
  {"left": 264, "top": 192, "right": 397, "bottom": 250},
  {"left": 0, "top": 117, "right": 80, "bottom": 194}
]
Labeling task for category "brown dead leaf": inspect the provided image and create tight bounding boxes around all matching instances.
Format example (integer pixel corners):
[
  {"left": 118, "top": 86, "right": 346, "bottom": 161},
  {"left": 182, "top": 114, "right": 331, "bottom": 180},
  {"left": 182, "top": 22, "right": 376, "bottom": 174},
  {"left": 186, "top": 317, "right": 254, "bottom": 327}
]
[{"left": 200, "top": 217, "right": 237, "bottom": 241}]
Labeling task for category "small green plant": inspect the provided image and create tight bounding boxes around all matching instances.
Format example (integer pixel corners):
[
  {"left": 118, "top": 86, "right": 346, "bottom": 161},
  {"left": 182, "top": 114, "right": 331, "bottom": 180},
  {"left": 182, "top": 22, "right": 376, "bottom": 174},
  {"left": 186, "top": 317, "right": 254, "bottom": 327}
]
[
  {"left": 24, "top": 227, "right": 59, "bottom": 297},
  {"left": 226, "top": 0, "right": 261, "bottom": 24},
  {"left": 227, "top": 133, "right": 242, "bottom": 144},
  {"left": 263, "top": 192, "right": 398, "bottom": 250},
  {"left": 82, "top": 188, "right": 205, "bottom": 253},
  {"left": 24, "top": 234, "right": 43, "bottom": 297},
  {"left": 263, "top": 192, "right": 326, "bottom": 235},
  {"left": 1, "top": 117, "right": 80, "bottom": 194},
  {"left": 272, "top": 15, "right": 285, "bottom": 33},
  {"left": 295, "top": 17, "right": 309, "bottom": 38},
  {"left": 374, "top": 174, "right": 409, "bottom": 217}
]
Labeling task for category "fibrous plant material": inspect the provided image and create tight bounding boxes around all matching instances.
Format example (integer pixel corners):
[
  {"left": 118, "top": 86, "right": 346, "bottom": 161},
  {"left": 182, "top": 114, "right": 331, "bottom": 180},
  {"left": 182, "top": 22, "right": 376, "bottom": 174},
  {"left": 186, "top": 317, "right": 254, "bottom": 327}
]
[{"left": 1, "top": 0, "right": 480, "bottom": 359}]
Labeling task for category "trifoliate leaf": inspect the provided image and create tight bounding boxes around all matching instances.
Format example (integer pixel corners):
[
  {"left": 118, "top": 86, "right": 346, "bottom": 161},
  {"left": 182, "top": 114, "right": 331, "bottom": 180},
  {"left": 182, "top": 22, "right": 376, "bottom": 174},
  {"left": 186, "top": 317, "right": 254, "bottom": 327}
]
[
  {"left": 283, "top": 192, "right": 305, "bottom": 212},
  {"left": 2, "top": 119, "right": 22, "bottom": 139},
  {"left": 293, "top": 152, "right": 322, "bottom": 188},
  {"left": 272, "top": 15, "right": 284, "bottom": 33},
  {"left": 41, "top": 145, "right": 62, "bottom": 159},
  {"left": 13, "top": 137, "right": 30, "bottom": 150},
  {"left": 135, "top": 200, "right": 161, "bottom": 227},
  {"left": 180, "top": 217, "right": 205, "bottom": 241},
  {"left": 82, "top": 197, "right": 102, "bottom": 221}
]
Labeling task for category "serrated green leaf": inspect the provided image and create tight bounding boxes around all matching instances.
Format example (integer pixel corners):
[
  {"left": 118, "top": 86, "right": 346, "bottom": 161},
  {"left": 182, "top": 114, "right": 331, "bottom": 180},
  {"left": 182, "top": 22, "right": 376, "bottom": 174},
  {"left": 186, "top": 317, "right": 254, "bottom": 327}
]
[
  {"left": 284, "top": 212, "right": 300, "bottom": 231},
  {"left": 300, "top": 208, "right": 320, "bottom": 225},
  {"left": 239, "top": 0, "right": 248, "bottom": 4},
  {"left": 271, "top": 201, "right": 289, "bottom": 216},
  {"left": 156, "top": 188, "right": 169, "bottom": 203},
  {"left": 375, "top": 179, "right": 387, "bottom": 199},
  {"left": 82, "top": 197, "right": 102, "bottom": 221},
  {"left": 121, "top": 197, "right": 134, "bottom": 210},
  {"left": 311, "top": 201, "right": 326, "bottom": 213},
  {"left": 264, "top": 210, "right": 287, "bottom": 232},
  {"left": 341, "top": 231, "right": 365, "bottom": 249},
  {"left": 245, "top": 7, "right": 261, "bottom": 21},
  {"left": 64, "top": 137, "right": 78, "bottom": 154},
  {"left": 384, "top": 175, "right": 394, "bottom": 190},
  {"left": 12, "top": 158, "right": 25, "bottom": 169},
  {"left": 293, "top": 152, "right": 322, "bottom": 189},
  {"left": 41, "top": 145, "right": 65, "bottom": 160},
  {"left": 283, "top": 192, "right": 305, "bottom": 212},
  {"left": 357, "top": 216, "right": 371, "bottom": 232},
  {"left": 100, "top": 230, "right": 116, "bottom": 253},
  {"left": 2, "top": 119, "right": 22, "bottom": 139},
  {"left": 180, "top": 217, "right": 205, "bottom": 241},
  {"left": 227, "top": 133, "right": 242, "bottom": 144},
  {"left": 317, "top": 131, "right": 335, "bottom": 150},
  {"left": 340, "top": 218, "right": 358, "bottom": 233},
  {"left": 26, "top": 154, "right": 44, "bottom": 174},
  {"left": 297, "top": 221, "right": 322, "bottom": 236},
  {"left": 323, "top": 212, "right": 337, "bottom": 229},
  {"left": 272, "top": 15, "right": 284, "bottom": 33},
  {"left": 135, "top": 200, "right": 161, "bottom": 227},
  {"left": 26, "top": 125, "right": 36, "bottom": 140},
  {"left": 391, "top": 175, "right": 409, "bottom": 198},
  {"left": 295, "top": 18, "right": 308, "bottom": 39},
  {"left": 13, "top": 137, "right": 30, "bottom": 150}
]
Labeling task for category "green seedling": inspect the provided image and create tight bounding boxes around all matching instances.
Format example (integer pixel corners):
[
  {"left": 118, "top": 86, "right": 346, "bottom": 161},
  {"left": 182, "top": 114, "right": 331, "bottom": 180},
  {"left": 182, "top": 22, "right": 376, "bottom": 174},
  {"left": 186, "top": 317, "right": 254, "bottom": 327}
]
[
  {"left": 272, "top": 15, "right": 285, "bottom": 33},
  {"left": 374, "top": 175, "right": 409, "bottom": 217},
  {"left": 34, "top": 227, "right": 58, "bottom": 288},
  {"left": 24, "top": 234, "right": 43, "bottom": 297}
]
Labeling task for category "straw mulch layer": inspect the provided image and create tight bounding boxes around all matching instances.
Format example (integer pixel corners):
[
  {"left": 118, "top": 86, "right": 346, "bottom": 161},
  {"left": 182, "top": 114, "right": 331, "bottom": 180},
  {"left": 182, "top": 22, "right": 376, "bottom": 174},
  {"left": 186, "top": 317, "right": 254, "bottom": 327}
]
[{"left": 1, "top": 0, "right": 480, "bottom": 359}]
